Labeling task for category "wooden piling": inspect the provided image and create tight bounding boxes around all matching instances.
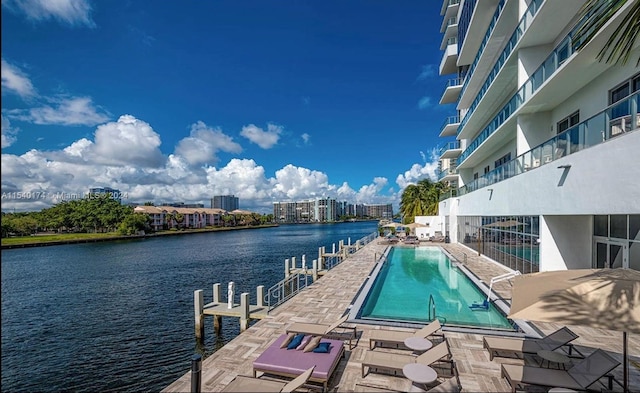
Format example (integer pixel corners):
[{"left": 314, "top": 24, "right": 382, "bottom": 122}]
[
  {"left": 240, "top": 293, "right": 249, "bottom": 331},
  {"left": 194, "top": 289, "right": 204, "bottom": 339}
]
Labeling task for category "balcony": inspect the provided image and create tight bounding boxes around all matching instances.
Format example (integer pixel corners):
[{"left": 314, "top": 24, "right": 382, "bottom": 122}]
[
  {"left": 440, "top": 37, "right": 458, "bottom": 75},
  {"left": 438, "top": 167, "right": 460, "bottom": 182},
  {"left": 439, "top": 140, "right": 462, "bottom": 159},
  {"left": 440, "top": 0, "right": 460, "bottom": 17},
  {"left": 458, "top": 0, "right": 544, "bottom": 139},
  {"left": 440, "top": 77, "right": 463, "bottom": 104},
  {"left": 455, "top": 92, "right": 639, "bottom": 196},
  {"left": 439, "top": 115, "right": 461, "bottom": 137}
]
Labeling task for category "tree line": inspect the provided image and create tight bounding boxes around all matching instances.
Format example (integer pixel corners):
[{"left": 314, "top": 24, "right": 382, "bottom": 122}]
[{"left": 1, "top": 196, "right": 274, "bottom": 238}]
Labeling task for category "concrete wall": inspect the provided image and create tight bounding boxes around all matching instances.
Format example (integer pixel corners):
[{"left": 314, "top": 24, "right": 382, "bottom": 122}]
[{"left": 540, "top": 215, "right": 592, "bottom": 271}]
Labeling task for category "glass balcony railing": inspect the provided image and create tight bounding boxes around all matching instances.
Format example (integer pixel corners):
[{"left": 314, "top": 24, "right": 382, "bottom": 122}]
[
  {"left": 439, "top": 140, "right": 461, "bottom": 156},
  {"left": 437, "top": 167, "right": 459, "bottom": 182},
  {"left": 439, "top": 188, "right": 458, "bottom": 201},
  {"left": 454, "top": 92, "right": 639, "bottom": 196},
  {"left": 447, "top": 77, "right": 463, "bottom": 87},
  {"left": 458, "top": 0, "right": 506, "bottom": 104},
  {"left": 441, "top": 115, "right": 461, "bottom": 132},
  {"left": 458, "top": 11, "right": 591, "bottom": 164},
  {"left": 458, "top": 0, "right": 544, "bottom": 135}
]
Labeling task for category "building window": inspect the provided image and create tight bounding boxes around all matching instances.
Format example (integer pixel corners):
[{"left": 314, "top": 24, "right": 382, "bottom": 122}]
[
  {"left": 484, "top": 166, "right": 490, "bottom": 174},
  {"left": 557, "top": 110, "right": 579, "bottom": 134},
  {"left": 610, "top": 73, "right": 639, "bottom": 104},
  {"left": 473, "top": 172, "right": 478, "bottom": 180},
  {"left": 494, "top": 153, "right": 511, "bottom": 168}
]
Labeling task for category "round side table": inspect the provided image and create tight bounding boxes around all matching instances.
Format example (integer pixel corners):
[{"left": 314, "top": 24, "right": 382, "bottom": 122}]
[
  {"left": 404, "top": 336, "right": 433, "bottom": 354},
  {"left": 402, "top": 363, "right": 438, "bottom": 390}
]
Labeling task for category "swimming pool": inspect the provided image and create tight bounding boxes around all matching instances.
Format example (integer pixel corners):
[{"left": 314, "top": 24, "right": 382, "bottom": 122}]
[{"left": 356, "top": 247, "right": 516, "bottom": 330}]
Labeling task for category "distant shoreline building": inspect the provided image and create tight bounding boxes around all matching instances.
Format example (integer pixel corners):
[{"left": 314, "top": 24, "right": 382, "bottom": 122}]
[
  {"left": 211, "top": 195, "right": 239, "bottom": 211},
  {"left": 88, "top": 187, "right": 122, "bottom": 203},
  {"left": 273, "top": 198, "right": 392, "bottom": 223}
]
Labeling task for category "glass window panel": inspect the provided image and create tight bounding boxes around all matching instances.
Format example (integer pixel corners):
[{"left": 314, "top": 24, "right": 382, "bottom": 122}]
[
  {"left": 630, "top": 241, "right": 640, "bottom": 271},
  {"left": 596, "top": 242, "right": 607, "bottom": 268},
  {"left": 610, "top": 244, "right": 623, "bottom": 268},
  {"left": 630, "top": 215, "right": 640, "bottom": 241},
  {"left": 594, "top": 215, "right": 608, "bottom": 236},
  {"left": 610, "top": 215, "right": 627, "bottom": 239}
]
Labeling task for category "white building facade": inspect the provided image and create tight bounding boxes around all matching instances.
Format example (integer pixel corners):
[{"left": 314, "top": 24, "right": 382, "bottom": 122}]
[{"left": 437, "top": 0, "right": 640, "bottom": 272}]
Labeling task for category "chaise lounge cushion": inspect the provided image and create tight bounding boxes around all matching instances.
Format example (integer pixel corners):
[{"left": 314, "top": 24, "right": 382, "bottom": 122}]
[{"left": 253, "top": 334, "right": 345, "bottom": 383}]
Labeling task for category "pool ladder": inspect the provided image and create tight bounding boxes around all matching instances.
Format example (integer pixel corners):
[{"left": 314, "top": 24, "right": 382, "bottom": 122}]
[{"left": 428, "top": 294, "right": 436, "bottom": 321}]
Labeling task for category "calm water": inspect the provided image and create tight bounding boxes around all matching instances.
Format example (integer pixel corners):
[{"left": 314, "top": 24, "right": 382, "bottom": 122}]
[
  {"left": 1, "top": 222, "right": 378, "bottom": 393},
  {"left": 359, "top": 247, "right": 515, "bottom": 330}
]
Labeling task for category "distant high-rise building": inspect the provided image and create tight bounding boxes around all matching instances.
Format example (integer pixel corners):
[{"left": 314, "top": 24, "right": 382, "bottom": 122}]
[
  {"left": 88, "top": 187, "right": 123, "bottom": 203},
  {"left": 211, "top": 195, "right": 239, "bottom": 211}
]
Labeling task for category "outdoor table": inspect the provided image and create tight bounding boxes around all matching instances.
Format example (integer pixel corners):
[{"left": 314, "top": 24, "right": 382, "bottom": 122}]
[
  {"left": 404, "top": 337, "right": 433, "bottom": 354},
  {"left": 402, "top": 363, "right": 438, "bottom": 390},
  {"left": 537, "top": 350, "right": 571, "bottom": 370}
]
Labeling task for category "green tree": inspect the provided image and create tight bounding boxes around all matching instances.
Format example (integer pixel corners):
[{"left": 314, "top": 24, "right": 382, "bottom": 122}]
[
  {"left": 118, "top": 213, "right": 151, "bottom": 235},
  {"left": 573, "top": 0, "right": 640, "bottom": 66},
  {"left": 400, "top": 178, "right": 446, "bottom": 223}
]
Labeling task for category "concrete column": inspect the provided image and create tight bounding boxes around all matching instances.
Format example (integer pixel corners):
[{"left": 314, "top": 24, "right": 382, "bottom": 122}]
[
  {"left": 257, "top": 285, "right": 264, "bottom": 307},
  {"left": 291, "top": 256, "right": 296, "bottom": 270},
  {"left": 285, "top": 258, "right": 290, "bottom": 278},
  {"left": 240, "top": 293, "right": 250, "bottom": 331},
  {"left": 194, "top": 289, "right": 204, "bottom": 339},
  {"left": 332, "top": 243, "right": 336, "bottom": 253},
  {"left": 312, "top": 259, "right": 318, "bottom": 282},
  {"left": 213, "top": 283, "right": 221, "bottom": 303}
]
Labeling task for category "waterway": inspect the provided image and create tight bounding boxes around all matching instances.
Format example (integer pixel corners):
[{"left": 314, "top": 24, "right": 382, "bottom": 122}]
[{"left": 1, "top": 221, "right": 378, "bottom": 392}]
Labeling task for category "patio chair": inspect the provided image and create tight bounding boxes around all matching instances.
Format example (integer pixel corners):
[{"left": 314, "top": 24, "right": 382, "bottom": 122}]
[
  {"left": 362, "top": 341, "right": 452, "bottom": 377},
  {"left": 483, "top": 326, "right": 580, "bottom": 360},
  {"left": 369, "top": 319, "right": 443, "bottom": 350},
  {"left": 286, "top": 314, "right": 357, "bottom": 348},
  {"left": 501, "top": 349, "right": 620, "bottom": 393},
  {"left": 222, "top": 365, "right": 315, "bottom": 392}
]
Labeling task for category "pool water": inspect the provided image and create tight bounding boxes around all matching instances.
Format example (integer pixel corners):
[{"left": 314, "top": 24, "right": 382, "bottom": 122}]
[{"left": 359, "top": 247, "right": 515, "bottom": 330}]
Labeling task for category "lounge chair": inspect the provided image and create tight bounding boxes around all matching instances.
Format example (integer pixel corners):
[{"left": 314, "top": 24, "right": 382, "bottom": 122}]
[
  {"left": 286, "top": 314, "right": 357, "bottom": 349},
  {"left": 369, "top": 319, "right": 443, "bottom": 350},
  {"left": 362, "top": 341, "right": 452, "bottom": 377},
  {"left": 501, "top": 349, "right": 620, "bottom": 393},
  {"left": 222, "top": 365, "right": 315, "bottom": 392},
  {"left": 483, "top": 326, "right": 579, "bottom": 361}
]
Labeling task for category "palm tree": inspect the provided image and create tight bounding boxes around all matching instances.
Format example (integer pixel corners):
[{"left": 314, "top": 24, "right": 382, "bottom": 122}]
[
  {"left": 572, "top": 0, "right": 640, "bottom": 66},
  {"left": 400, "top": 178, "right": 446, "bottom": 223}
]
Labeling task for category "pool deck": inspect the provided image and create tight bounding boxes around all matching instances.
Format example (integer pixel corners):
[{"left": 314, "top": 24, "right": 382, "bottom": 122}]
[{"left": 162, "top": 241, "right": 639, "bottom": 392}]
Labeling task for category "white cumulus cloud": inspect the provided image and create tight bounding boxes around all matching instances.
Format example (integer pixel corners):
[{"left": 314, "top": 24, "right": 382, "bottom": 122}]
[
  {"left": 175, "top": 121, "right": 242, "bottom": 166},
  {"left": 240, "top": 123, "right": 282, "bottom": 149},
  {"left": 1, "top": 115, "right": 19, "bottom": 148}
]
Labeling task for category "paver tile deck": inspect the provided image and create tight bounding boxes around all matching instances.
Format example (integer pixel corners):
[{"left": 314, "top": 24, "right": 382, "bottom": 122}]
[{"left": 162, "top": 241, "right": 639, "bottom": 392}]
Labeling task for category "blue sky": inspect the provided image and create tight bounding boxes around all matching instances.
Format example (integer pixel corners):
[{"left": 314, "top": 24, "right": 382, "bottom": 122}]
[{"left": 1, "top": 0, "right": 452, "bottom": 213}]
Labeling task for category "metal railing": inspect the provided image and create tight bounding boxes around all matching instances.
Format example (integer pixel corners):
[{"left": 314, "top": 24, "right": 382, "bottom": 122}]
[
  {"left": 264, "top": 231, "right": 379, "bottom": 312},
  {"left": 265, "top": 272, "right": 311, "bottom": 312},
  {"left": 457, "top": 92, "right": 639, "bottom": 196},
  {"left": 428, "top": 294, "right": 437, "bottom": 321}
]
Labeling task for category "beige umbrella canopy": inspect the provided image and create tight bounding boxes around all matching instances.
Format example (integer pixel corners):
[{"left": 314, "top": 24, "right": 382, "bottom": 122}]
[
  {"left": 508, "top": 268, "right": 640, "bottom": 393},
  {"left": 483, "top": 219, "right": 527, "bottom": 228},
  {"left": 404, "top": 222, "right": 427, "bottom": 229},
  {"left": 381, "top": 222, "right": 402, "bottom": 228}
]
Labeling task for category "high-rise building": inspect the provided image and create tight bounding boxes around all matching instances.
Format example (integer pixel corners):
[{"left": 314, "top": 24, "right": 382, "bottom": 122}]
[
  {"left": 88, "top": 187, "right": 123, "bottom": 203},
  {"left": 436, "top": 0, "right": 639, "bottom": 272},
  {"left": 211, "top": 195, "right": 239, "bottom": 211}
]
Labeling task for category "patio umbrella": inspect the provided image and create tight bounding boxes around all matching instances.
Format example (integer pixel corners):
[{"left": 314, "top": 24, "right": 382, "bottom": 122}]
[
  {"left": 508, "top": 268, "right": 640, "bottom": 393},
  {"left": 403, "top": 222, "right": 427, "bottom": 235},
  {"left": 483, "top": 219, "right": 527, "bottom": 228},
  {"left": 381, "top": 222, "right": 402, "bottom": 228}
]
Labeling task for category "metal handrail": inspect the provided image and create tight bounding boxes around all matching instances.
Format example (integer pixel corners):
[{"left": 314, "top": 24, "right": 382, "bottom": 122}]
[
  {"left": 428, "top": 294, "right": 437, "bottom": 321},
  {"left": 265, "top": 272, "right": 310, "bottom": 312}
]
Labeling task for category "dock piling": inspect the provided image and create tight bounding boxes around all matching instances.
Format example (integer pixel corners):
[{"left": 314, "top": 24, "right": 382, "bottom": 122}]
[
  {"left": 194, "top": 290, "right": 204, "bottom": 340},
  {"left": 312, "top": 259, "right": 318, "bottom": 282},
  {"left": 257, "top": 285, "right": 264, "bottom": 307},
  {"left": 240, "top": 293, "right": 249, "bottom": 331}
]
